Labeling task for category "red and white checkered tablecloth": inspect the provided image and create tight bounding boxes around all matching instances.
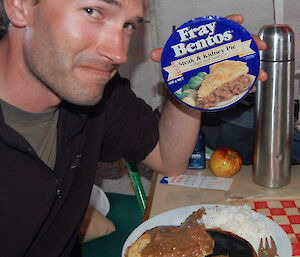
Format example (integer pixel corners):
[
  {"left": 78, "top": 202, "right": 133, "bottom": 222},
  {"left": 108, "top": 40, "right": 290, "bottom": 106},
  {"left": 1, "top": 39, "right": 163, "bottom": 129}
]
[{"left": 246, "top": 199, "right": 300, "bottom": 256}]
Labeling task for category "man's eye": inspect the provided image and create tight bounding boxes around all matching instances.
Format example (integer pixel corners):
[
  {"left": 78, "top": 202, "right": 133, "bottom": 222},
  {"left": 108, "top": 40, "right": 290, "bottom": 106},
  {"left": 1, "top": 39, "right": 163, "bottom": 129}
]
[
  {"left": 84, "top": 8, "right": 101, "bottom": 18},
  {"left": 124, "top": 23, "right": 136, "bottom": 32}
]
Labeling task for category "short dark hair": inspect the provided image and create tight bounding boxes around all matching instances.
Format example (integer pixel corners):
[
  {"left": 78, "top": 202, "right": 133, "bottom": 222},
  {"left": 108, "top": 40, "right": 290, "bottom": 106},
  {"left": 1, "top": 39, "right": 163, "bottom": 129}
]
[{"left": 0, "top": 1, "right": 9, "bottom": 36}]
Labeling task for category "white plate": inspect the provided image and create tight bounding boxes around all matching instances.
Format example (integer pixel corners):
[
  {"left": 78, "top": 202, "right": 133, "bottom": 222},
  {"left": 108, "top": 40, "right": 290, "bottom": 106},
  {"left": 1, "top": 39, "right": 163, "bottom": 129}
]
[
  {"left": 89, "top": 184, "right": 110, "bottom": 216},
  {"left": 122, "top": 204, "right": 292, "bottom": 257}
]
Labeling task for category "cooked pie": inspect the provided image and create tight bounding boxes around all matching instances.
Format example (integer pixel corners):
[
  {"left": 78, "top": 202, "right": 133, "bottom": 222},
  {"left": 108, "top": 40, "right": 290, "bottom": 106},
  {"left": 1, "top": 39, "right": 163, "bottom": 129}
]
[{"left": 196, "top": 60, "right": 253, "bottom": 109}]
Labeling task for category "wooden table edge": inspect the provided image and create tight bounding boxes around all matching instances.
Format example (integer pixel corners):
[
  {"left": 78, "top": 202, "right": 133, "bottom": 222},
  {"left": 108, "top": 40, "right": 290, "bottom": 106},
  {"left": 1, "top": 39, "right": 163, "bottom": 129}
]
[{"left": 143, "top": 171, "right": 158, "bottom": 221}]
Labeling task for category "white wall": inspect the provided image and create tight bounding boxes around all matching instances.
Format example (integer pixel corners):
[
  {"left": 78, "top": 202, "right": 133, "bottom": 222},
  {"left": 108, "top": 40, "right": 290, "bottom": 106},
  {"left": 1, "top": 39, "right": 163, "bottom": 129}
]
[
  {"left": 283, "top": 0, "right": 300, "bottom": 98},
  {"left": 119, "top": 0, "right": 300, "bottom": 108}
]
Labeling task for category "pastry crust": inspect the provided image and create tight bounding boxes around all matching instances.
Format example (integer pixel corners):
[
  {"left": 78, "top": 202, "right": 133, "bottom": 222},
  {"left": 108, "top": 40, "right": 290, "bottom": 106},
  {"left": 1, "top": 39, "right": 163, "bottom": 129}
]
[
  {"left": 196, "top": 60, "right": 253, "bottom": 109},
  {"left": 125, "top": 234, "right": 151, "bottom": 257}
]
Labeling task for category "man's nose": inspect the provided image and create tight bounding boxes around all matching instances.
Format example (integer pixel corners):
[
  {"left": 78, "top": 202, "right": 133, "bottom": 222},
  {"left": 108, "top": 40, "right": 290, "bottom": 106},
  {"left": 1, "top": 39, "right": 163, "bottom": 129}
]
[{"left": 96, "top": 30, "right": 128, "bottom": 65}]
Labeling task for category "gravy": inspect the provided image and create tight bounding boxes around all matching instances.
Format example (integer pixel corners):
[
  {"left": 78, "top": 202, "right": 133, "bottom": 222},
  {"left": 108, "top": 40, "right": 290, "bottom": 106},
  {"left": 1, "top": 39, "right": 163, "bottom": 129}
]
[{"left": 141, "top": 208, "right": 214, "bottom": 257}]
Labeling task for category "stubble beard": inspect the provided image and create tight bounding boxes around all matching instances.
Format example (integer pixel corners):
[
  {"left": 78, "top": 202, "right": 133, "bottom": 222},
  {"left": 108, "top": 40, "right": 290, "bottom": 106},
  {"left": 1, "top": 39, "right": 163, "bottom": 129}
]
[{"left": 23, "top": 46, "right": 110, "bottom": 107}]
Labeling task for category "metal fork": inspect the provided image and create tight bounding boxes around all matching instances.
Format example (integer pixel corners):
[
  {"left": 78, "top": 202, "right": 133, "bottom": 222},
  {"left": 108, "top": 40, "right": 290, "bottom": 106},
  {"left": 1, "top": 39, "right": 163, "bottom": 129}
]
[{"left": 258, "top": 236, "right": 278, "bottom": 257}]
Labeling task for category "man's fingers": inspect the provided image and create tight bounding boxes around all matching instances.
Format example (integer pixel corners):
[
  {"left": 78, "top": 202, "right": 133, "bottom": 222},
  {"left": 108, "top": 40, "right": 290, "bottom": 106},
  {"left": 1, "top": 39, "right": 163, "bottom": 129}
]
[
  {"left": 258, "top": 69, "right": 268, "bottom": 81},
  {"left": 225, "top": 14, "right": 244, "bottom": 24},
  {"left": 150, "top": 48, "right": 163, "bottom": 63},
  {"left": 224, "top": 15, "right": 267, "bottom": 51},
  {"left": 252, "top": 34, "right": 267, "bottom": 51}
]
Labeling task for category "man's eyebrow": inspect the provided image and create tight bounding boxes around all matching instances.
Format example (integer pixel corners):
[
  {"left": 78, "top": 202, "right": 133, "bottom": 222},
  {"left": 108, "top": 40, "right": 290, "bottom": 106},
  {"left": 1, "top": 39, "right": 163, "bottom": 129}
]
[
  {"left": 136, "top": 17, "right": 144, "bottom": 24},
  {"left": 96, "top": 0, "right": 122, "bottom": 8},
  {"left": 95, "top": 0, "right": 144, "bottom": 23}
]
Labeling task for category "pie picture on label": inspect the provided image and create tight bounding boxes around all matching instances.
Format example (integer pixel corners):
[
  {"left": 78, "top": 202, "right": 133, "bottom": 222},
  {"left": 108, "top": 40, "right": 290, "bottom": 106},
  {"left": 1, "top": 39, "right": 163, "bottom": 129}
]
[{"left": 196, "top": 60, "right": 254, "bottom": 109}]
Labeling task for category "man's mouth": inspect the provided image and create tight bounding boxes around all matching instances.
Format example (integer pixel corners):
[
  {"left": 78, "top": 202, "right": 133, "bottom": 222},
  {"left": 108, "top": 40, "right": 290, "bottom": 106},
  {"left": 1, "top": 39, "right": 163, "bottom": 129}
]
[{"left": 77, "top": 65, "right": 114, "bottom": 79}]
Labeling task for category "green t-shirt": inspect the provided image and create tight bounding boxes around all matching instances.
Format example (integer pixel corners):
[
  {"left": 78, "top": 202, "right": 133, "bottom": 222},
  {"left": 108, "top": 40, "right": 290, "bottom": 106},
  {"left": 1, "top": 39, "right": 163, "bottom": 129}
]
[{"left": 0, "top": 99, "right": 58, "bottom": 169}]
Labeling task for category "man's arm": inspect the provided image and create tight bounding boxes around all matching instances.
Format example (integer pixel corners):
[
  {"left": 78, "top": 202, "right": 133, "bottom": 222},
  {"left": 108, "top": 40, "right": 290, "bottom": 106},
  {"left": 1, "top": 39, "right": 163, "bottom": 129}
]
[
  {"left": 142, "top": 14, "right": 267, "bottom": 177},
  {"left": 143, "top": 94, "right": 201, "bottom": 176}
]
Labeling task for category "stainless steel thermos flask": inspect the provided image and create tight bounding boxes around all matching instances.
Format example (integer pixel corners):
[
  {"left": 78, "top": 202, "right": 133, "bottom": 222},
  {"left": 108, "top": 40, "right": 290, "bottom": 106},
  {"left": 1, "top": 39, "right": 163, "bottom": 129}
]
[{"left": 253, "top": 24, "right": 295, "bottom": 188}]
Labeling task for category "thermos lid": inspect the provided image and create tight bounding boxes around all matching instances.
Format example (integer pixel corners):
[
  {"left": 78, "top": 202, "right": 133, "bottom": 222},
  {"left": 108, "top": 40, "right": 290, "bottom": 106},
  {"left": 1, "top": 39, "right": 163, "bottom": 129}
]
[{"left": 258, "top": 24, "right": 295, "bottom": 61}]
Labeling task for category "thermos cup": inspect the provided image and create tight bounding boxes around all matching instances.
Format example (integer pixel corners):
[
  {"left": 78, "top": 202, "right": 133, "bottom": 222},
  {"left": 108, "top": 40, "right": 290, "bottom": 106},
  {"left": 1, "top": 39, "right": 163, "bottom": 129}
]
[{"left": 253, "top": 24, "right": 295, "bottom": 188}]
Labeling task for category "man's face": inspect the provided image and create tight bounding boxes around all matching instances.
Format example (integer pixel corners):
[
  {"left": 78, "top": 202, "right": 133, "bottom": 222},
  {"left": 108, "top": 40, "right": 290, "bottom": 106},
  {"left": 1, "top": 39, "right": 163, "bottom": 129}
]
[{"left": 23, "top": 0, "right": 144, "bottom": 105}]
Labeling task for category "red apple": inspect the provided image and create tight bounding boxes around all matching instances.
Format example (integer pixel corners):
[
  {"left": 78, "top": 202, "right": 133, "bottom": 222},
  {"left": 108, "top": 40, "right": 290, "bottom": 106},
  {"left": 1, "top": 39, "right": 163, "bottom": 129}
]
[{"left": 209, "top": 147, "right": 242, "bottom": 177}]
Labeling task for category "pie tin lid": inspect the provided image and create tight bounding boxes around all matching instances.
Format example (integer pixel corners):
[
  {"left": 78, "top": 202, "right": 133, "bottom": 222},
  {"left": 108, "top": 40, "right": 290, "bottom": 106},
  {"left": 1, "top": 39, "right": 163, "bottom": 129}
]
[{"left": 161, "top": 16, "right": 260, "bottom": 112}]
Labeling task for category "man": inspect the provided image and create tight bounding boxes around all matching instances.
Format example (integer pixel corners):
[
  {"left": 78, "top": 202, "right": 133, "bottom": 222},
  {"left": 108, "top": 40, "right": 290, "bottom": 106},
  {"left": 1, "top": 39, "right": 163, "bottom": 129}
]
[{"left": 0, "top": 0, "right": 266, "bottom": 256}]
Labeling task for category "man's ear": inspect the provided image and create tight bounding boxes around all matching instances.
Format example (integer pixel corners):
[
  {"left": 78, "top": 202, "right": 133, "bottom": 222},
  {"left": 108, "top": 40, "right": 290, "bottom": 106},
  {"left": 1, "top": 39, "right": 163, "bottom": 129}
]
[{"left": 4, "top": 0, "right": 31, "bottom": 27}]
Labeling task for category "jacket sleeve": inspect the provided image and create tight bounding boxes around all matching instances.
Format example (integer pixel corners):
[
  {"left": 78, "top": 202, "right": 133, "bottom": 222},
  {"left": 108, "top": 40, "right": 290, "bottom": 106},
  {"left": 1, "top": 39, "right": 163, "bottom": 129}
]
[{"left": 99, "top": 74, "right": 159, "bottom": 163}]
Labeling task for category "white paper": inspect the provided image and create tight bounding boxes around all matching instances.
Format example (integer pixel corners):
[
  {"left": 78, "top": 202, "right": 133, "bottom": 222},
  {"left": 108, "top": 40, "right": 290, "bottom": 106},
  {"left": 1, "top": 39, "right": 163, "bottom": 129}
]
[{"left": 160, "top": 174, "right": 233, "bottom": 191}]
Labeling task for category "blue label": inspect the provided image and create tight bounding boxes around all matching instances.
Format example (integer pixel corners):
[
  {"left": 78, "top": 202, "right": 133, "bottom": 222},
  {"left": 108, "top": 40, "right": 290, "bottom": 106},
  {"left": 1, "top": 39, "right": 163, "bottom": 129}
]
[
  {"left": 161, "top": 16, "right": 260, "bottom": 112},
  {"left": 188, "top": 133, "right": 206, "bottom": 169}
]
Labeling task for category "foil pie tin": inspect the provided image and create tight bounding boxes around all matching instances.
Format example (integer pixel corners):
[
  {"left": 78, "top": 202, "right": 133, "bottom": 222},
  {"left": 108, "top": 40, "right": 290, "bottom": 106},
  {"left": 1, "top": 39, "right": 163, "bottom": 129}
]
[{"left": 161, "top": 16, "right": 260, "bottom": 112}]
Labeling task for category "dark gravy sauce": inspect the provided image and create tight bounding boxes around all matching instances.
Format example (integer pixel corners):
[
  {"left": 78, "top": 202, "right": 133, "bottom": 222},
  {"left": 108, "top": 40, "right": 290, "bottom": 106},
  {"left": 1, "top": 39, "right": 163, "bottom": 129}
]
[{"left": 206, "top": 229, "right": 257, "bottom": 257}]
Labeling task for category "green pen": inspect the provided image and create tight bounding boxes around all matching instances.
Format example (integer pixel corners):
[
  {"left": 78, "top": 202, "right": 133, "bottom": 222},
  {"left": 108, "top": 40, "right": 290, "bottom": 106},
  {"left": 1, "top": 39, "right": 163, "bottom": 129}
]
[{"left": 126, "top": 162, "right": 147, "bottom": 215}]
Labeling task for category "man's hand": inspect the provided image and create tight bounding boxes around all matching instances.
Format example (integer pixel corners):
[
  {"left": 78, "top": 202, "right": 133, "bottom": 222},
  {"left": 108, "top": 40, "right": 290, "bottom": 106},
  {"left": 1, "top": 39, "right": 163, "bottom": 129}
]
[
  {"left": 150, "top": 14, "right": 267, "bottom": 82},
  {"left": 226, "top": 15, "right": 268, "bottom": 83}
]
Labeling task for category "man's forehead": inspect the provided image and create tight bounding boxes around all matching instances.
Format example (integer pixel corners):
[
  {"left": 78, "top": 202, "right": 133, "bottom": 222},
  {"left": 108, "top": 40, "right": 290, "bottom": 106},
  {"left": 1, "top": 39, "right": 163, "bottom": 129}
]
[
  {"left": 120, "top": 0, "right": 145, "bottom": 19},
  {"left": 96, "top": 0, "right": 145, "bottom": 8},
  {"left": 95, "top": 0, "right": 145, "bottom": 16},
  {"left": 96, "top": 0, "right": 122, "bottom": 7}
]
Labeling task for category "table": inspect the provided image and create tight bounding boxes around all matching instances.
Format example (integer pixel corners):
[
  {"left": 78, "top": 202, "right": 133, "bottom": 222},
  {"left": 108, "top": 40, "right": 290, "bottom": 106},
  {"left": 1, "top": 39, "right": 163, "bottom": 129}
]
[{"left": 144, "top": 165, "right": 300, "bottom": 256}]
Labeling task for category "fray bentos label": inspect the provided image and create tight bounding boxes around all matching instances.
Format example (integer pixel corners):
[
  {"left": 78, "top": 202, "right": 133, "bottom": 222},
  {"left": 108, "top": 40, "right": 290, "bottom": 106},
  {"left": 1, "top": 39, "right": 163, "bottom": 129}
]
[{"left": 161, "top": 16, "right": 260, "bottom": 112}]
